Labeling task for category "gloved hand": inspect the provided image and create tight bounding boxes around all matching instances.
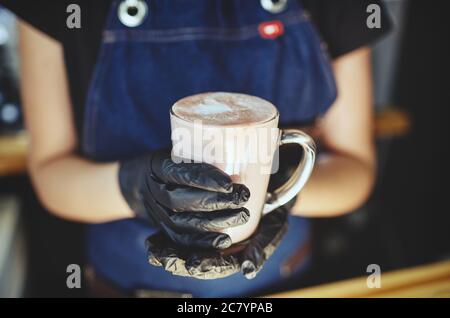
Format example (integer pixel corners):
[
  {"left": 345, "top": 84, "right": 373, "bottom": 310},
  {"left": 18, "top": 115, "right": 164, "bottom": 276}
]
[
  {"left": 119, "top": 149, "right": 250, "bottom": 250},
  {"left": 146, "top": 206, "right": 289, "bottom": 280}
]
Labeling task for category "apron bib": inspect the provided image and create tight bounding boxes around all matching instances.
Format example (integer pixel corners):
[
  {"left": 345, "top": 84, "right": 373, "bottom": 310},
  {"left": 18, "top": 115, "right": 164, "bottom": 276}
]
[{"left": 83, "top": 0, "right": 336, "bottom": 297}]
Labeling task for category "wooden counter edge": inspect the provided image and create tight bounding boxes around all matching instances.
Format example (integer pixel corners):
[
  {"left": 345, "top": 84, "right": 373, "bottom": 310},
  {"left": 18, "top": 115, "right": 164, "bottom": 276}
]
[{"left": 266, "top": 260, "right": 450, "bottom": 298}]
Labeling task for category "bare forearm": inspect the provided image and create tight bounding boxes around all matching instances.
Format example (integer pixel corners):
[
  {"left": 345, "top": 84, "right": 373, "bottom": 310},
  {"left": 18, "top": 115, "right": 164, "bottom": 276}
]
[
  {"left": 292, "top": 153, "right": 375, "bottom": 217},
  {"left": 29, "top": 155, "right": 134, "bottom": 223}
]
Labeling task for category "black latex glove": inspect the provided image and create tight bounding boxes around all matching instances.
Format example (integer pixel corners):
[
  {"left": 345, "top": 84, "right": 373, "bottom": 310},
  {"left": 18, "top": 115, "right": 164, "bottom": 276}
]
[
  {"left": 146, "top": 206, "right": 289, "bottom": 280},
  {"left": 119, "top": 149, "right": 250, "bottom": 250}
]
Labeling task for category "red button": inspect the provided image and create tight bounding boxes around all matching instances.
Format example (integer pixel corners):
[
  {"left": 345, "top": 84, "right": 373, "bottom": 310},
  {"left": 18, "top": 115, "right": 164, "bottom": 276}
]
[{"left": 258, "top": 20, "right": 284, "bottom": 39}]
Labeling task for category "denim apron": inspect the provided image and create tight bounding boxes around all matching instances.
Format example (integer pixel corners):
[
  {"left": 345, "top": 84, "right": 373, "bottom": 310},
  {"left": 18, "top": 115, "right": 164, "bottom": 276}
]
[{"left": 82, "top": 0, "right": 336, "bottom": 297}]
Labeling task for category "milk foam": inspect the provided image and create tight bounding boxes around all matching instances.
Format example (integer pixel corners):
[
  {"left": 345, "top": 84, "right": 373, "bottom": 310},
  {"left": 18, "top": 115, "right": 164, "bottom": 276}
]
[{"left": 172, "top": 92, "right": 278, "bottom": 126}]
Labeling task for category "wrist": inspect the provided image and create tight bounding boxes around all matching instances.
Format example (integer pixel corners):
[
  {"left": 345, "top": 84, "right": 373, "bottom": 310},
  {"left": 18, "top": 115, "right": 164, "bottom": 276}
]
[
  {"left": 118, "top": 157, "right": 151, "bottom": 220},
  {"left": 113, "top": 162, "right": 135, "bottom": 218}
]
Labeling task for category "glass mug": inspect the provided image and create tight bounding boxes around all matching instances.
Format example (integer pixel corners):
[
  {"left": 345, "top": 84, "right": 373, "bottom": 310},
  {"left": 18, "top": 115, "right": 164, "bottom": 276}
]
[{"left": 170, "top": 92, "right": 316, "bottom": 244}]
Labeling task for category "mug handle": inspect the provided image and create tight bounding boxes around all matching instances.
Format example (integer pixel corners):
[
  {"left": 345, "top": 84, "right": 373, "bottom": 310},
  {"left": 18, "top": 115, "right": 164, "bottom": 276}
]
[{"left": 263, "top": 129, "right": 316, "bottom": 215}]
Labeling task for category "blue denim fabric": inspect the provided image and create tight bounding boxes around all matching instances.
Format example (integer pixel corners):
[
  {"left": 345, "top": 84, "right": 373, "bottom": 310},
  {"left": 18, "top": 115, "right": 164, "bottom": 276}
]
[{"left": 83, "top": 0, "right": 336, "bottom": 297}]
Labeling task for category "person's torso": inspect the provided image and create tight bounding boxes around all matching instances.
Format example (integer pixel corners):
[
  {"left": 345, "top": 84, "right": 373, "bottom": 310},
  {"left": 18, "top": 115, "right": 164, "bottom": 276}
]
[{"left": 83, "top": 0, "right": 336, "bottom": 297}]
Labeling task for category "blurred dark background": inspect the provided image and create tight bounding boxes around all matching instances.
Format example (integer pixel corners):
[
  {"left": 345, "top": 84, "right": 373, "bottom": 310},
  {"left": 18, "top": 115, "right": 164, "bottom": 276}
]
[
  {"left": 307, "top": 0, "right": 450, "bottom": 287},
  {"left": 0, "top": 0, "right": 449, "bottom": 297}
]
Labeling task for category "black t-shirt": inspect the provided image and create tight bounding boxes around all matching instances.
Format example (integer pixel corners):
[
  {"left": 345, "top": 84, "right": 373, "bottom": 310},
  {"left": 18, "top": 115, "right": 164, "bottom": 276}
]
[{"left": 0, "top": 0, "right": 390, "bottom": 141}]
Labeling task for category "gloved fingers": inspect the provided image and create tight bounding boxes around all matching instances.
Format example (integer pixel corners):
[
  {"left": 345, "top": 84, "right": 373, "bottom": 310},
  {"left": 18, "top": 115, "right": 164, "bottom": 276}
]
[
  {"left": 239, "top": 242, "right": 265, "bottom": 279},
  {"left": 143, "top": 198, "right": 233, "bottom": 250},
  {"left": 184, "top": 252, "right": 240, "bottom": 280},
  {"left": 238, "top": 208, "right": 289, "bottom": 279},
  {"left": 146, "top": 235, "right": 192, "bottom": 277},
  {"left": 169, "top": 208, "right": 250, "bottom": 232},
  {"left": 241, "top": 260, "right": 264, "bottom": 280},
  {"left": 148, "top": 179, "right": 250, "bottom": 212},
  {"left": 146, "top": 234, "right": 239, "bottom": 279},
  {"left": 261, "top": 220, "right": 288, "bottom": 260},
  {"left": 258, "top": 208, "right": 289, "bottom": 257},
  {"left": 118, "top": 156, "right": 155, "bottom": 220},
  {"left": 151, "top": 151, "right": 233, "bottom": 193},
  {"left": 143, "top": 195, "right": 177, "bottom": 229},
  {"left": 162, "top": 226, "right": 233, "bottom": 250}
]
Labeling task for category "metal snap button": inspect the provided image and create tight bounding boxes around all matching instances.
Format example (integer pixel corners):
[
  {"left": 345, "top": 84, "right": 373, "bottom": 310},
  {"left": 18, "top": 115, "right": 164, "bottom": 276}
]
[
  {"left": 260, "top": 0, "right": 288, "bottom": 14},
  {"left": 118, "top": 0, "right": 148, "bottom": 27}
]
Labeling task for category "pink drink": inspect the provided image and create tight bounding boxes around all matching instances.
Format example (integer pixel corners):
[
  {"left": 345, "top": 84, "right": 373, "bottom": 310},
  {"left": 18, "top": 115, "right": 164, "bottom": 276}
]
[{"left": 171, "top": 92, "right": 316, "bottom": 244}]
